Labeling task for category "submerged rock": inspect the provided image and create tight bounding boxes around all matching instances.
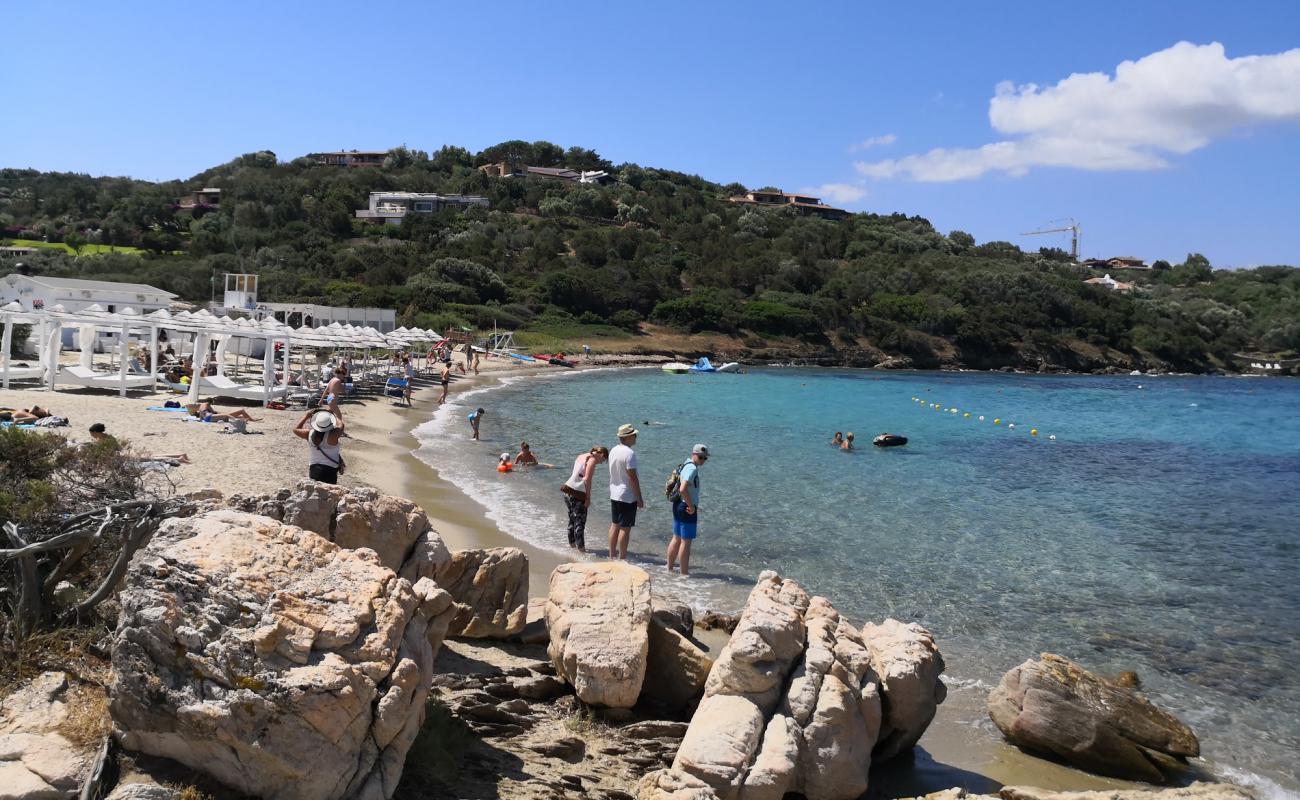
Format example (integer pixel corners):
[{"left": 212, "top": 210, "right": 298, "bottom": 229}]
[
  {"left": 988, "top": 653, "right": 1200, "bottom": 782},
  {"left": 110, "top": 509, "right": 457, "bottom": 800},
  {"left": 546, "top": 562, "right": 652, "bottom": 708}
]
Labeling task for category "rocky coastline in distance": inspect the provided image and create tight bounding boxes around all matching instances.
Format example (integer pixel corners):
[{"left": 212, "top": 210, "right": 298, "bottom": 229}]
[{"left": 0, "top": 482, "right": 1254, "bottom": 800}]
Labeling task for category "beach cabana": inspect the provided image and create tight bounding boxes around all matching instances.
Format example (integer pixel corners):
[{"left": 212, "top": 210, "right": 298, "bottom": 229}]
[{"left": 1, "top": 301, "right": 49, "bottom": 388}]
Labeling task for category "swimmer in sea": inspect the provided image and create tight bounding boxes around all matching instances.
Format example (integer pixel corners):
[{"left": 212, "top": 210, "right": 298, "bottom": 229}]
[{"left": 831, "top": 431, "right": 844, "bottom": 447}]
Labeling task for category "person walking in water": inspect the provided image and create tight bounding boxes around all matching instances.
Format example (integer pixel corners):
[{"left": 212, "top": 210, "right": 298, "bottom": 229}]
[
  {"left": 468, "top": 407, "right": 485, "bottom": 440},
  {"left": 293, "top": 408, "right": 346, "bottom": 484},
  {"left": 607, "top": 424, "right": 644, "bottom": 560},
  {"left": 438, "top": 360, "right": 451, "bottom": 405},
  {"left": 667, "top": 444, "right": 709, "bottom": 576},
  {"left": 561, "top": 446, "right": 608, "bottom": 551}
]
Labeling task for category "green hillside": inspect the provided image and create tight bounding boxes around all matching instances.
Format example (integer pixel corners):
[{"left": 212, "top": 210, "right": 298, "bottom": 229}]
[{"left": 2, "top": 142, "right": 1297, "bottom": 373}]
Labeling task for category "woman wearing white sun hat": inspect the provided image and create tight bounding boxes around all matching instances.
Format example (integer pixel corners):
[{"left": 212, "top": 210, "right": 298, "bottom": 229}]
[{"left": 293, "top": 407, "right": 346, "bottom": 484}]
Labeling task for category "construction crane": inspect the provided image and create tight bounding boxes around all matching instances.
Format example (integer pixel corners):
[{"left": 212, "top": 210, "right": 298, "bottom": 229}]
[{"left": 1022, "top": 218, "right": 1081, "bottom": 261}]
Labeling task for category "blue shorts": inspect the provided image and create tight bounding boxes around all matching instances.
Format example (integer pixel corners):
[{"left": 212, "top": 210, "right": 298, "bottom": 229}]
[{"left": 672, "top": 500, "right": 698, "bottom": 540}]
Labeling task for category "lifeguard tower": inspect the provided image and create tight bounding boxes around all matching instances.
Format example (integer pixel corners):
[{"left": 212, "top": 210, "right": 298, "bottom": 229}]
[{"left": 223, "top": 273, "right": 259, "bottom": 313}]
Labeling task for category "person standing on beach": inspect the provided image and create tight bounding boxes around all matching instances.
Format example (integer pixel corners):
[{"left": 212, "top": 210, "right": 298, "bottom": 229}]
[
  {"left": 468, "top": 407, "right": 485, "bottom": 440},
  {"left": 293, "top": 408, "right": 345, "bottom": 484},
  {"left": 607, "top": 424, "right": 644, "bottom": 560},
  {"left": 438, "top": 361, "right": 451, "bottom": 405},
  {"left": 320, "top": 367, "right": 346, "bottom": 415},
  {"left": 562, "top": 446, "right": 608, "bottom": 551},
  {"left": 666, "top": 444, "right": 708, "bottom": 576}
]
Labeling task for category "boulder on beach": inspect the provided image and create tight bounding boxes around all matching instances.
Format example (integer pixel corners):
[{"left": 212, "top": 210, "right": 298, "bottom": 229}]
[
  {"left": 110, "top": 509, "right": 457, "bottom": 800},
  {"left": 672, "top": 570, "right": 913, "bottom": 800},
  {"left": 862, "top": 618, "right": 947, "bottom": 760},
  {"left": 988, "top": 653, "right": 1200, "bottom": 782},
  {"left": 545, "top": 562, "right": 652, "bottom": 708},
  {"left": 637, "top": 768, "right": 721, "bottom": 800},
  {"left": 431, "top": 547, "right": 529, "bottom": 638},
  {"left": 640, "top": 617, "right": 714, "bottom": 711},
  {"left": 272, "top": 481, "right": 453, "bottom": 581}
]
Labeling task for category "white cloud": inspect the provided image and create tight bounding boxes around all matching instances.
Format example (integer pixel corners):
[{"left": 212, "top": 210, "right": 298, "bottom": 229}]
[
  {"left": 801, "top": 183, "right": 868, "bottom": 204},
  {"left": 848, "top": 134, "right": 897, "bottom": 152},
  {"left": 856, "top": 42, "right": 1300, "bottom": 182}
]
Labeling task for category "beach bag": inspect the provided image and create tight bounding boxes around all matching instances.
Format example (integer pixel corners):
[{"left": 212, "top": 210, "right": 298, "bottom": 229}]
[
  {"left": 163, "top": 400, "right": 181, "bottom": 408},
  {"left": 664, "top": 461, "right": 687, "bottom": 501}
]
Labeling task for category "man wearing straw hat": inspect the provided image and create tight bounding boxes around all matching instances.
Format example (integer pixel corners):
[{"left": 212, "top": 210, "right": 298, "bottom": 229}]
[{"left": 607, "top": 423, "right": 644, "bottom": 560}]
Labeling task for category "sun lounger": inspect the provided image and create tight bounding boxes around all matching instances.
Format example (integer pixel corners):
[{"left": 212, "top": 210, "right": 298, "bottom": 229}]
[
  {"left": 1, "top": 365, "right": 47, "bottom": 382},
  {"left": 190, "top": 374, "right": 289, "bottom": 403},
  {"left": 60, "top": 365, "right": 155, "bottom": 391}
]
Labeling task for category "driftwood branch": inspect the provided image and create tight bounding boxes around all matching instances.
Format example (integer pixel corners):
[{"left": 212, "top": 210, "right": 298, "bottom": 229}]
[
  {"left": 3, "top": 522, "right": 43, "bottom": 637},
  {"left": 62, "top": 514, "right": 155, "bottom": 625}
]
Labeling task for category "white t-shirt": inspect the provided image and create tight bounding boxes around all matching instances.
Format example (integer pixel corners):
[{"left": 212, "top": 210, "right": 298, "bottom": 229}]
[{"left": 608, "top": 444, "right": 638, "bottom": 503}]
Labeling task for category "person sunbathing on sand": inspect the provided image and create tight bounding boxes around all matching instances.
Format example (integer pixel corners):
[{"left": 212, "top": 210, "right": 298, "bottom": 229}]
[
  {"left": 7, "top": 406, "right": 52, "bottom": 424},
  {"left": 89, "top": 423, "right": 191, "bottom": 463},
  {"left": 195, "top": 402, "right": 261, "bottom": 424}
]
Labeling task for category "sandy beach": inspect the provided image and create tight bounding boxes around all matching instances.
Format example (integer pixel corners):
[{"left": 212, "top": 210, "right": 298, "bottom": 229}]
[{"left": 1, "top": 359, "right": 1146, "bottom": 796}]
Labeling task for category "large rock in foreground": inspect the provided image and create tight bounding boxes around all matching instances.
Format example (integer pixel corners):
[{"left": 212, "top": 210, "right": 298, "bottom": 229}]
[
  {"left": 673, "top": 571, "right": 906, "bottom": 800},
  {"left": 431, "top": 547, "right": 528, "bottom": 638},
  {"left": 110, "top": 510, "right": 457, "bottom": 800},
  {"left": 546, "top": 562, "right": 651, "bottom": 708},
  {"left": 862, "top": 618, "right": 947, "bottom": 760},
  {"left": 988, "top": 653, "right": 1200, "bottom": 782}
]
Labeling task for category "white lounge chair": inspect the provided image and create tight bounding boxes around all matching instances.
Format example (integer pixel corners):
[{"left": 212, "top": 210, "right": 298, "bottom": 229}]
[
  {"left": 60, "top": 365, "right": 155, "bottom": 390},
  {"left": 1, "top": 364, "right": 47, "bottom": 382},
  {"left": 191, "top": 373, "right": 288, "bottom": 402}
]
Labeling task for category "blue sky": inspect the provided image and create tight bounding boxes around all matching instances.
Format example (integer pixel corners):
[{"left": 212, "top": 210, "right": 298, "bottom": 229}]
[{"left": 3, "top": 1, "right": 1298, "bottom": 266}]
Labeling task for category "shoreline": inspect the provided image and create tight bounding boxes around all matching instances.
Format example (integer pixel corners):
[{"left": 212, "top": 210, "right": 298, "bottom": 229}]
[
  {"left": 340, "top": 363, "right": 1154, "bottom": 797},
  {"left": 3, "top": 364, "right": 1275, "bottom": 797}
]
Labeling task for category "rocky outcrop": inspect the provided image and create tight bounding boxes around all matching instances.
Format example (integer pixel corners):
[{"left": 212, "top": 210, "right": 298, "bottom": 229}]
[
  {"left": 109, "top": 509, "right": 457, "bottom": 800},
  {"left": 652, "top": 597, "right": 695, "bottom": 638},
  {"left": 637, "top": 768, "right": 721, "bottom": 800},
  {"left": 988, "top": 653, "right": 1200, "bottom": 782},
  {"left": 546, "top": 562, "right": 652, "bottom": 708},
  {"left": 862, "top": 618, "right": 947, "bottom": 760},
  {"left": 0, "top": 671, "right": 94, "bottom": 799},
  {"left": 905, "top": 784, "right": 1255, "bottom": 800},
  {"left": 672, "top": 571, "right": 907, "bottom": 800},
  {"left": 431, "top": 547, "right": 528, "bottom": 638},
  {"left": 640, "top": 618, "right": 713, "bottom": 711}
]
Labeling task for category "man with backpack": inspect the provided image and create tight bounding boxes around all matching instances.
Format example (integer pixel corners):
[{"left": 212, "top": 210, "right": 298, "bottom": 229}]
[{"left": 666, "top": 443, "right": 709, "bottom": 576}]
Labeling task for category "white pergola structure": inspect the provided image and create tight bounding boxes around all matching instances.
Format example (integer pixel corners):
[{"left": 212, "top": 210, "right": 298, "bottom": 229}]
[{"left": 2, "top": 303, "right": 435, "bottom": 404}]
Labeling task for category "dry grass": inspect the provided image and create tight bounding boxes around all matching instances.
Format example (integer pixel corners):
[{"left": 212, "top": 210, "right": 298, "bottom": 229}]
[
  {"left": 174, "top": 787, "right": 215, "bottom": 800},
  {"left": 0, "top": 623, "right": 111, "bottom": 697},
  {"left": 56, "top": 681, "right": 111, "bottom": 746}
]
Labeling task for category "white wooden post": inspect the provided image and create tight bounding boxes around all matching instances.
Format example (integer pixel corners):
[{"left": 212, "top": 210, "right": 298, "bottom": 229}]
[{"left": 1, "top": 314, "right": 11, "bottom": 390}]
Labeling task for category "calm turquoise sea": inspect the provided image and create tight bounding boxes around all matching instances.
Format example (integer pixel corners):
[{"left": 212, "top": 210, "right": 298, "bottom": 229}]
[{"left": 413, "top": 368, "right": 1300, "bottom": 796}]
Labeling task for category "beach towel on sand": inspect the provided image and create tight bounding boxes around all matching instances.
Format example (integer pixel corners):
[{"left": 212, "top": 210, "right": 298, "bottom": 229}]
[{"left": 147, "top": 406, "right": 189, "bottom": 412}]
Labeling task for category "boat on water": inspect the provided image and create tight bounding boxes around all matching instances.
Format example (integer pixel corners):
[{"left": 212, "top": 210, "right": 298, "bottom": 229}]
[
  {"left": 661, "top": 361, "right": 692, "bottom": 374},
  {"left": 689, "top": 357, "right": 718, "bottom": 373},
  {"left": 873, "top": 433, "right": 908, "bottom": 448},
  {"left": 715, "top": 361, "right": 740, "bottom": 373}
]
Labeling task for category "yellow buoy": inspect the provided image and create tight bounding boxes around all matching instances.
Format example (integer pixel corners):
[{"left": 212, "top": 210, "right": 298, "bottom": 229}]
[
  {"left": 963, "top": 412, "right": 970, "bottom": 418},
  {"left": 1031, "top": 429, "right": 1038, "bottom": 436},
  {"left": 994, "top": 418, "right": 1001, "bottom": 425}
]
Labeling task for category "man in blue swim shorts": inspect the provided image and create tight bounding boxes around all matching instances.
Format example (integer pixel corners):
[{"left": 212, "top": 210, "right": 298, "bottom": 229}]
[{"left": 667, "top": 443, "right": 708, "bottom": 576}]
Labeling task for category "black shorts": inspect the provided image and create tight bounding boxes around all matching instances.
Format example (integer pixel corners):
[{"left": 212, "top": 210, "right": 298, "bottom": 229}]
[
  {"left": 309, "top": 464, "right": 339, "bottom": 484},
  {"left": 611, "top": 500, "right": 638, "bottom": 528}
]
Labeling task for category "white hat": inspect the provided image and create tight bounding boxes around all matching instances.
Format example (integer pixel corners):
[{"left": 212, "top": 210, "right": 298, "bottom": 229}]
[
  {"left": 310, "top": 412, "right": 338, "bottom": 434},
  {"left": 500, "top": 452, "right": 511, "bottom": 462}
]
